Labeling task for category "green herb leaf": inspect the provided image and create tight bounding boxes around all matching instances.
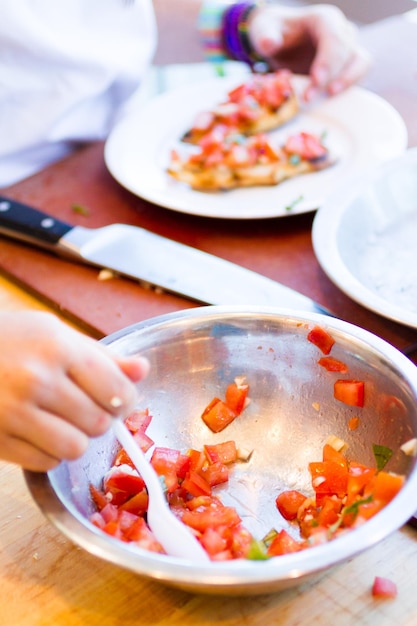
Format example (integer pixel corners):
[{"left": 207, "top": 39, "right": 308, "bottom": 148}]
[
  {"left": 261, "top": 528, "right": 278, "bottom": 548},
  {"left": 373, "top": 444, "right": 393, "bottom": 471},
  {"left": 247, "top": 539, "right": 269, "bottom": 561},
  {"left": 328, "top": 495, "right": 374, "bottom": 535},
  {"left": 285, "top": 195, "right": 304, "bottom": 212},
  {"left": 71, "top": 203, "right": 90, "bottom": 216}
]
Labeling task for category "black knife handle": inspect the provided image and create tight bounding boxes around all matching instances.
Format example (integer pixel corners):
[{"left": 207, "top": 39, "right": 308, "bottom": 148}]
[{"left": 0, "top": 196, "right": 73, "bottom": 245}]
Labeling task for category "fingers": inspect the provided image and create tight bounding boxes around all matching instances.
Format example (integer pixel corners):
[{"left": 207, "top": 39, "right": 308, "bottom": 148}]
[
  {"left": 0, "top": 312, "right": 151, "bottom": 470},
  {"left": 306, "top": 8, "right": 371, "bottom": 97},
  {"left": 0, "top": 435, "right": 61, "bottom": 472},
  {"left": 248, "top": 4, "right": 371, "bottom": 100},
  {"left": 326, "top": 49, "right": 372, "bottom": 95},
  {"left": 0, "top": 406, "right": 89, "bottom": 471},
  {"left": 116, "top": 355, "right": 150, "bottom": 384}
]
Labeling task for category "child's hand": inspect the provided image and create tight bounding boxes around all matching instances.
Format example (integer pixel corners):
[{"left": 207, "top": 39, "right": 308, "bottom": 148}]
[
  {"left": 0, "top": 311, "right": 149, "bottom": 471},
  {"left": 249, "top": 4, "right": 372, "bottom": 100}
]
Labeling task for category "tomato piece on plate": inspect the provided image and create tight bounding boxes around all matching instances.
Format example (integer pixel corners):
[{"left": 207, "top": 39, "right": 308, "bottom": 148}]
[
  {"left": 201, "top": 397, "right": 237, "bottom": 433},
  {"left": 334, "top": 379, "right": 365, "bottom": 407},
  {"left": 275, "top": 490, "right": 308, "bottom": 521},
  {"left": 307, "top": 325, "right": 335, "bottom": 355},
  {"left": 372, "top": 576, "right": 398, "bottom": 598}
]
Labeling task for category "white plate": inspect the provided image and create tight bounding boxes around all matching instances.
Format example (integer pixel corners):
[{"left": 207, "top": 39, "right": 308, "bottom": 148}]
[
  {"left": 105, "top": 75, "right": 407, "bottom": 220},
  {"left": 312, "top": 148, "right": 417, "bottom": 329}
]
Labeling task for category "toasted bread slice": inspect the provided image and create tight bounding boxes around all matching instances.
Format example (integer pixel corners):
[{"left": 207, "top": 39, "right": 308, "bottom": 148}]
[
  {"left": 182, "top": 70, "right": 299, "bottom": 144},
  {"left": 168, "top": 130, "right": 335, "bottom": 192}
]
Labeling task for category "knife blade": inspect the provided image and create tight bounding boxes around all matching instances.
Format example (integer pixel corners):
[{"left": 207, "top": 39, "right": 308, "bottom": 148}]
[{"left": 0, "top": 195, "right": 332, "bottom": 315}]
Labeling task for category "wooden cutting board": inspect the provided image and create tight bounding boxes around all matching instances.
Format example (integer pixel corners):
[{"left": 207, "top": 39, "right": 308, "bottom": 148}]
[{"left": 0, "top": 139, "right": 416, "bottom": 356}]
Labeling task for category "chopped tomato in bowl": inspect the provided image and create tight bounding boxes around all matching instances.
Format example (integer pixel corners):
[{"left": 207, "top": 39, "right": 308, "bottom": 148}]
[{"left": 24, "top": 307, "right": 417, "bottom": 595}]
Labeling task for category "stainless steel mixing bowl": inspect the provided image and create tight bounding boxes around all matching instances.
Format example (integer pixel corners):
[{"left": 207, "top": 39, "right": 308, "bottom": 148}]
[{"left": 25, "top": 306, "right": 417, "bottom": 595}]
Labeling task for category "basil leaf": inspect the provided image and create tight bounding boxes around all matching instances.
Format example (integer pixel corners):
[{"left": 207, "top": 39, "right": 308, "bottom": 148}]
[{"left": 373, "top": 444, "right": 393, "bottom": 471}]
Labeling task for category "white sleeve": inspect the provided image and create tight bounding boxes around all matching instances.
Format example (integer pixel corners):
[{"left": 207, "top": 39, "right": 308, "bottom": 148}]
[{"left": 0, "top": 0, "right": 157, "bottom": 186}]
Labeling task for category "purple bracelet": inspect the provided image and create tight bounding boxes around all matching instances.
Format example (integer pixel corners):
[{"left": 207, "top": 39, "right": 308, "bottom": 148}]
[{"left": 222, "top": 2, "right": 263, "bottom": 67}]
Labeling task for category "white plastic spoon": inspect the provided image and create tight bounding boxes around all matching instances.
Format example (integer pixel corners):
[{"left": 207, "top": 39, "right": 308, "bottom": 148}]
[{"left": 112, "top": 419, "right": 210, "bottom": 562}]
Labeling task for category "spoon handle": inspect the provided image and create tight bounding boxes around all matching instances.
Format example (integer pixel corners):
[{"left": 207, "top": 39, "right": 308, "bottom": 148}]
[{"left": 112, "top": 419, "right": 210, "bottom": 562}]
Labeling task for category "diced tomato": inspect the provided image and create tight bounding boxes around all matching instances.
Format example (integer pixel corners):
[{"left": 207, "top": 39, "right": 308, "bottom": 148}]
[
  {"left": 334, "top": 379, "right": 365, "bottom": 407},
  {"left": 89, "top": 483, "right": 108, "bottom": 511},
  {"left": 100, "top": 502, "right": 119, "bottom": 524},
  {"left": 267, "top": 529, "right": 303, "bottom": 556},
  {"left": 90, "top": 511, "right": 106, "bottom": 530},
  {"left": 309, "top": 460, "right": 349, "bottom": 499},
  {"left": 225, "top": 380, "right": 249, "bottom": 415},
  {"left": 187, "top": 448, "right": 207, "bottom": 474},
  {"left": 201, "top": 397, "right": 237, "bottom": 433},
  {"left": 352, "top": 499, "right": 385, "bottom": 524},
  {"left": 347, "top": 462, "right": 376, "bottom": 502},
  {"left": 102, "top": 518, "right": 123, "bottom": 539},
  {"left": 307, "top": 325, "right": 335, "bottom": 355},
  {"left": 372, "top": 576, "right": 398, "bottom": 598},
  {"left": 199, "top": 526, "right": 228, "bottom": 557},
  {"left": 181, "top": 505, "right": 241, "bottom": 532},
  {"left": 348, "top": 416, "right": 360, "bottom": 431},
  {"left": 103, "top": 466, "right": 146, "bottom": 506},
  {"left": 184, "top": 495, "right": 218, "bottom": 511},
  {"left": 317, "top": 496, "right": 342, "bottom": 526},
  {"left": 275, "top": 490, "right": 308, "bottom": 521},
  {"left": 224, "top": 143, "right": 253, "bottom": 168},
  {"left": 202, "top": 461, "right": 229, "bottom": 487},
  {"left": 365, "top": 471, "right": 405, "bottom": 504},
  {"left": 317, "top": 356, "right": 348, "bottom": 373},
  {"left": 124, "top": 408, "right": 152, "bottom": 434},
  {"left": 322, "top": 444, "right": 348, "bottom": 469},
  {"left": 285, "top": 132, "right": 328, "bottom": 161},
  {"left": 123, "top": 516, "right": 165, "bottom": 553},
  {"left": 181, "top": 471, "right": 212, "bottom": 497},
  {"left": 150, "top": 447, "right": 183, "bottom": 493},
  {"left": 204, "top": 441, "right": 237, "bottom": 465},
  {"left": 132, "top": 429, "right": 155, "bottom": 453},
  {"left": 119, "top": 490, "right": 149, "bottom": 516}
]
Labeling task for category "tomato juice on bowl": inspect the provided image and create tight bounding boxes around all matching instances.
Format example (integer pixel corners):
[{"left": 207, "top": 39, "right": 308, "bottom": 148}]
[{"left": 24, "top": 306, "right": 417, "bottom": 595}]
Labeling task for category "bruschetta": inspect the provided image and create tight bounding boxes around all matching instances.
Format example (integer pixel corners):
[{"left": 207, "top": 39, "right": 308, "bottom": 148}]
[
  {"left": 168, "top": 127, "right": 335, "bottom": 192},
  {"left": 182, "top": 70, "right": 299, "bottom": 144}
]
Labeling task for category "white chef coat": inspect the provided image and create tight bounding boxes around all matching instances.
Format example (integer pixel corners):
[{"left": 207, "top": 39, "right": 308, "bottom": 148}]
[{"left": 0, "top": 0, "right": 157, "bottom": 186}]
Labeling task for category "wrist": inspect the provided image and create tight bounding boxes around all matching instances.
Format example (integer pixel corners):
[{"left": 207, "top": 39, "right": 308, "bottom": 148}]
[
  {"left": 198, "top": 1, "right": 266, "bottom": 68},
  {"left": 222, "top": 2, "right": 265, "bottom": 67}
]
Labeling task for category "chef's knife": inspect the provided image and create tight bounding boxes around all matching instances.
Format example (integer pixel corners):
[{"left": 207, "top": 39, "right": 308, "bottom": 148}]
[{"left": 0, "top": 195, "right": 331, "bottom": 315}]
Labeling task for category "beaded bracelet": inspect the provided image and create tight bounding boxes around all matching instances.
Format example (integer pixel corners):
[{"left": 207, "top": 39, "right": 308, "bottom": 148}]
[
  {"left": 199, "top": 1, "right": 264, "bottom": 68},
  {"left": 222, "top": 2, "right": 263, "bottom": 67}
]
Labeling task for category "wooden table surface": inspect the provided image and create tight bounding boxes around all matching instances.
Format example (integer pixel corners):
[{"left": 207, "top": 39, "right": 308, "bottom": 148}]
[{"left": 1, "top": 9, "right": 417, "bottom": 626}]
